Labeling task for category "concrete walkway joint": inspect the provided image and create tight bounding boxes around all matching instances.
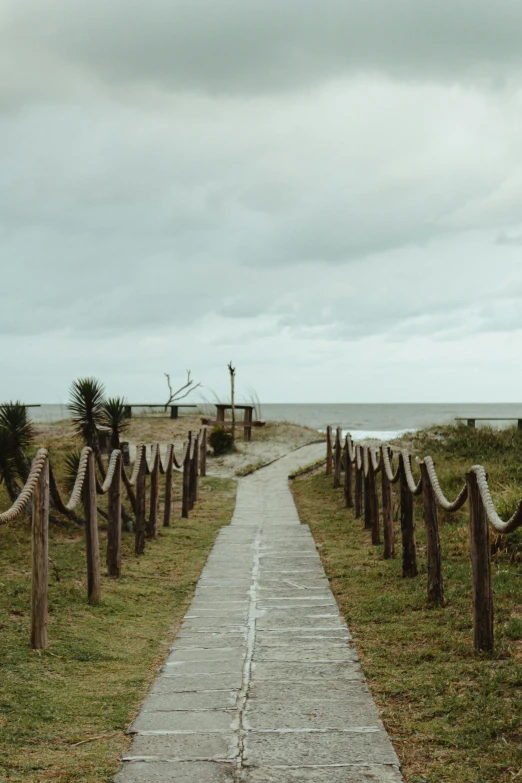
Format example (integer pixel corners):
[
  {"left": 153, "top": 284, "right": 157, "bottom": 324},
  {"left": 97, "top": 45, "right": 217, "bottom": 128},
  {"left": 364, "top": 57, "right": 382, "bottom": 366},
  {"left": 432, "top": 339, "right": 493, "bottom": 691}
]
[{"left": 115, "top": 443, "right": 405, "bottom": 782}]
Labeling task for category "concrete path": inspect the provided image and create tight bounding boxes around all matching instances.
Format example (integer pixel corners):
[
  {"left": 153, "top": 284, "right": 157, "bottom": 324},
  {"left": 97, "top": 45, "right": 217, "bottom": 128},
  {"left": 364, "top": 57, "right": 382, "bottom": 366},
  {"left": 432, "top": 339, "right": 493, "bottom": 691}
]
[{"left": 115, "top": 444, "right": 404, "bottom": 782}]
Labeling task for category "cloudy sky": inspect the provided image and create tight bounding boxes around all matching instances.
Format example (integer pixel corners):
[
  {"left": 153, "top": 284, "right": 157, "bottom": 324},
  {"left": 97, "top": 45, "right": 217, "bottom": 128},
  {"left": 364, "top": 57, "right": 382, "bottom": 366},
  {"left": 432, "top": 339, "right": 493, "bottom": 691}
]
[{"left": 2, "top": 0, "right": 522, "bottom": 403}]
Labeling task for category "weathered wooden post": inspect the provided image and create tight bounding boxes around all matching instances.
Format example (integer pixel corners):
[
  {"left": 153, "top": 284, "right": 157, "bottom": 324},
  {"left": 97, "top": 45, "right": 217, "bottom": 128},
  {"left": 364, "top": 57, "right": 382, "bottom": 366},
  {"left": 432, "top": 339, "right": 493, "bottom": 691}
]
[
  {"left": 163, "top": 445, "right": 174, "bottom": 528},
  {"left": 120, "top": 441, "right": 130, "bottom": 467},
  {"left": 31, "top": 455, "right": 49, "bottom": 649},
  {"left": 399, "top": 453, "right": 418, "bottom": 578},
  {"left": 83, "top": 450, "right": 101, "bottom": 602},
  {"left": 333, "top": 427, "right": 342, "bottom": 488},
  {"left": 382, "top": 447, "right": 394, "bottom": 559},
  {"left": 344, "top": 436, "right": 353, "bottom": 508},
  {"left": 135, "top": 449, "right": 147, "bottom": 555},
  {"left": 354, "top": 448, "right": 363, "bottom": 519},
  {"left": 363, "top": 450, "right": 371, "bottom": 531},
  {"left": 147, "top": 446, "right": 160, "bottom": 539},
  {"left": 420, "top": 462, "right": 444, "bottom": 604},
  {"left": 326, "top": 426, "right": 332, "bottom": 475},
  {"left": 200, "top": 427, "right": 207, "bottom": 477},
  {"left": 182, "top": 435, "right": 192, "bottom": 518},
  {"left": 107, "top": 452, "right": 122, "bottom": 577},
  {"left": 466, "top": 470, "right": 494, "bottom": 653},
  {"left": 369, "top": 455, "right": 380, "bottom": 545},
  {"left": 190, "top": 431, "right": 199, "bottom": 508}
]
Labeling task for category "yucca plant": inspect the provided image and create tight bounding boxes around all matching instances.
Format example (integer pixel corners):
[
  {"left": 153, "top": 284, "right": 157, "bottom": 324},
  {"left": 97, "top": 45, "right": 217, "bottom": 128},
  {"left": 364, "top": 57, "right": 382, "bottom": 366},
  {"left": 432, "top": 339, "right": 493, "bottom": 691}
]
[
  {"left": 0, "top": 401, "right": 34, "bottom": 482},
  {"left": 0, "top": 425, "right": 22, "bottom": 501},
  {"left": 68, "top": 377, "right": 106, "bottom": 450},
  {"left": 100, "top": 397, "right": 129, "bottom": 450}
]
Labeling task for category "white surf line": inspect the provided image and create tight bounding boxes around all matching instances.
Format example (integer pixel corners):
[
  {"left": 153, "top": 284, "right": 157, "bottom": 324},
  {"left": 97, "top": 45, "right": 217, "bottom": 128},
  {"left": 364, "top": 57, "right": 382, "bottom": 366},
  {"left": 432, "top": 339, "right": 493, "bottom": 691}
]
[{"left": 235, "top": 526, "right": 262, "bottom": 770}]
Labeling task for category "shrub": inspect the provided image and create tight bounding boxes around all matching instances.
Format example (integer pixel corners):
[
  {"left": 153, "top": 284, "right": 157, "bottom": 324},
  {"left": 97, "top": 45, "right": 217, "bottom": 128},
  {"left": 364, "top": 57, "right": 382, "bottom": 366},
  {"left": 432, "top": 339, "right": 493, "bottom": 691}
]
[{"left": 208, "top": 426, "right": 235, "bottom": 456}]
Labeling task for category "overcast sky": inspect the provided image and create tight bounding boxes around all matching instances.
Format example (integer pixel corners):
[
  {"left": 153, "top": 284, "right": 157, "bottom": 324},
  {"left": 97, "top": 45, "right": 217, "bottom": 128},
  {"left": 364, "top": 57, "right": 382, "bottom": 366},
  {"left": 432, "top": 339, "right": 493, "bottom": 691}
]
[{"left": 2, "top": 0, "right": 522, "bottom": 403}]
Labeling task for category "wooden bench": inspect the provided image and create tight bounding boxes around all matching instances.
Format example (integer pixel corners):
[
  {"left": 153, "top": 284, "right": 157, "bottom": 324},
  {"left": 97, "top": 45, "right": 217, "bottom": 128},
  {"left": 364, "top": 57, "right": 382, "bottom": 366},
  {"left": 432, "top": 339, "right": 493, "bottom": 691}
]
[
  {"left": 123, "top": 404, "right": 198, "bottom": 419},
  {"left": 455, "top": 417, "right": 522, "bottom": 431},
  {"left": 202, "top": 404, "right": 265, "bottom": 441}
]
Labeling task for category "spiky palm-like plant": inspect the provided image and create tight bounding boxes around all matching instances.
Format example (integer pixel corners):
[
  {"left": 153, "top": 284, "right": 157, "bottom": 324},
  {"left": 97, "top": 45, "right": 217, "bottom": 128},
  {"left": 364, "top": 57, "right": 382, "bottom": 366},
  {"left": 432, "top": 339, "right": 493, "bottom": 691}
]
[
  {"left": 0, "top": 402, "right": 34, "bottom": 482},
  {"left": 100, "top": 397, "right": 129, "bottom": 450},
  {"left": 68, "top": 378, "right": 106, "bottom": 450},
  {"left": 0, "top": 425, "right": 21, "bottom": 501}
]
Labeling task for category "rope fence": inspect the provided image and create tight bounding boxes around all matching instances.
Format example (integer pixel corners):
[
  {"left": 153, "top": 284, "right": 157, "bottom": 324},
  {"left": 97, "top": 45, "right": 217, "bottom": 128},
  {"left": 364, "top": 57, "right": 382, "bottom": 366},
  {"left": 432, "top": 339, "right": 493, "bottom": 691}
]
[
  {"left": 0, "top": 428, "right": 207, "bottom": 650},
  {"left": 325, "top": 425, "right": 522, "bottom": 654}
]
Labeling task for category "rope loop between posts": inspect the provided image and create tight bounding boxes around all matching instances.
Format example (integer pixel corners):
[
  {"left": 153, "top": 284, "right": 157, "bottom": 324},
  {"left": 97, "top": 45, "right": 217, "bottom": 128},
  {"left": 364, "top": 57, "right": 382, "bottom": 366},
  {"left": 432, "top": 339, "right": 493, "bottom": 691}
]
[
  {"left": 400, "top": 450, "right": 423, "bottom": 496},
  {"left": 99, "top": 449, "right": 122, "bottom": 494},
  {"left": 422, "top": 456, "right": 468, "bottom": 512},
  {"left": 470, "top": 464, "right": 522, "bottom": 533},
  {"left": 382, "top": 445, "right": 400, "bottom": 483},
  {"left": 0, "top": 448, "right": 49, "bottom": 524}
]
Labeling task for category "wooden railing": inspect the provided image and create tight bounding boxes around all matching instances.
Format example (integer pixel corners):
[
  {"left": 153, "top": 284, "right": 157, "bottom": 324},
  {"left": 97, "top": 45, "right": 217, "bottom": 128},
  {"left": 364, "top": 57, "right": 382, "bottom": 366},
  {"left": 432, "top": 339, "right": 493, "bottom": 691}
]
[
  {"left": 325, "top": 426, "right": 522, "bottom": 653},
  {"left": 0, "top": 428, "right": 207, "bottom": 650}
]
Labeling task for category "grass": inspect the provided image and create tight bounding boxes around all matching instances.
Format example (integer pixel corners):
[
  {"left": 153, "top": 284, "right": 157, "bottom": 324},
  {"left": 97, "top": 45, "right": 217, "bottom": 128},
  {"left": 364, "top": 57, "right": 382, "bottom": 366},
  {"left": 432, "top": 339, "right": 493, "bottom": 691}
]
[
  {"left": 291, "top": 424, "right": 522, "bottom": 783},
  {"left": 0, "top": 418, "right": 237, "bottom": 782},
  {"left": 235, "top": 461, "right": 268, "bottom": 477}
]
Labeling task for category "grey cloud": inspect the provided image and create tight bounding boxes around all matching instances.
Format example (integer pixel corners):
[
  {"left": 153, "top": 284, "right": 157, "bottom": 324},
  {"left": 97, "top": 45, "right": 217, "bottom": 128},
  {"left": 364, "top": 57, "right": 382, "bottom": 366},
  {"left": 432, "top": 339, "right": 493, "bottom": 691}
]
[{"left": 3, "top": 0, "right": 522, "bottom": 104}]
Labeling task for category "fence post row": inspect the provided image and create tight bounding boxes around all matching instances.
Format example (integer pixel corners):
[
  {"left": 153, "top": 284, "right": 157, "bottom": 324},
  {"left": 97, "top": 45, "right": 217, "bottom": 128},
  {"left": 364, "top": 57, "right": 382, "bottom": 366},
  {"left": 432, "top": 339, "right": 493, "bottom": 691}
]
[
  {"left": 107, "top": 451, "right": 122, "bottom": 577},
  {"left": 84, "top": 450, "right": 101, "bottom": 603},
  {"left": 354, "top": 448, "right": 363, "bottom": 519},
  {"left": 190, "top": 431, "right": 199, "bottom": 509},
  {"left": 31, "top": 455, "right": 49, "bottom": 650},
  {"left": 200, "top": 427, "right": 207, "bottom": 477}
]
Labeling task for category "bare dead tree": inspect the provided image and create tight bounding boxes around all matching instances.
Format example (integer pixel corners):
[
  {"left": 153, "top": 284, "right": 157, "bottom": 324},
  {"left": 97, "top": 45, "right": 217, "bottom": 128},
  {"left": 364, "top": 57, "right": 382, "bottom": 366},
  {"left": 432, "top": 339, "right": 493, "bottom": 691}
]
[{"left": 164, "top": 370, "right": 202, "bottom": 411}]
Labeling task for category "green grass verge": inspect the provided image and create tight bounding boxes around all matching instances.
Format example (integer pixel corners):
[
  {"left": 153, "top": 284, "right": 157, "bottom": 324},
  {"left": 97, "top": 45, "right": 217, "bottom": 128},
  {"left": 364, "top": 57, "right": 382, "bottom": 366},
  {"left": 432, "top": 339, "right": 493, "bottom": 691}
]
[
  {"left": 0, "top": 472, "right": 236, "bottom": 782},
  {"left": 291, "top": 424, "right": 521, "bottom": 783}
]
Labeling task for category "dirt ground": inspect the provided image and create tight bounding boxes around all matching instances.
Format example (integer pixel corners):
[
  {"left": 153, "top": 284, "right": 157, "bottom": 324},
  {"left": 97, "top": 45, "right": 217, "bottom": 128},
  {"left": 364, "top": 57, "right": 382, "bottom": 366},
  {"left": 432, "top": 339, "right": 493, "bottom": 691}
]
[{"left": 33, "top": 413, "right": 324, "bottom": 478}]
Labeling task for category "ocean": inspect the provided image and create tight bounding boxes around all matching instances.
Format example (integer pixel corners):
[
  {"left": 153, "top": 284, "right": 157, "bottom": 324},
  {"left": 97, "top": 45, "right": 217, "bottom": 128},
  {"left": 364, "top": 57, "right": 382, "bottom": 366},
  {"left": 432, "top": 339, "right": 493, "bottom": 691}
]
[{"left": 28, "top": 402, "right": 522, "bottom": 440}]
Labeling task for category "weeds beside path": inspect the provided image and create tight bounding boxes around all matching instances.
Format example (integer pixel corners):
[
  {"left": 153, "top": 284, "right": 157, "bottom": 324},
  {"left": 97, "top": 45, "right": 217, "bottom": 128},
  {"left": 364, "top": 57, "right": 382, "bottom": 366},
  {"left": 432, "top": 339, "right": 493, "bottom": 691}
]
[
  {"left": 291, "top": 425, "right": 522, "bottom": 783},
  {"left": 0, "top": 473, "right": 236, "bottom": 782}
]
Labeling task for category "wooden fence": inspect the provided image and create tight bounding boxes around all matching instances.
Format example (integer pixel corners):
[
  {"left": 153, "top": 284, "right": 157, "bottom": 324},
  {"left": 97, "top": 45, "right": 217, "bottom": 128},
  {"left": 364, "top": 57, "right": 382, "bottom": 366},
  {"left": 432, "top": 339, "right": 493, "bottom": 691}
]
[
  {"left": 325, "top": 425, "right": 522, "bottom": 654},
  {"left": 0, "top": 428, "right": 207, "bottom": 650}
]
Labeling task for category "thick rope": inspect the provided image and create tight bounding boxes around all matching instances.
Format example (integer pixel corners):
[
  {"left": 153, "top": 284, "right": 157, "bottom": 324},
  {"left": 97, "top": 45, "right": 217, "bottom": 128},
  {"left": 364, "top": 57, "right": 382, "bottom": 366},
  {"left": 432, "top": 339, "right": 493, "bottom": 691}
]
[
  {"left": 422, "top": 456, "right": 468, "bottom": 512},
  {"left": 400, "top": 450, "right": 423, "bottom": 496},
  {"left": 99, "top": 449, "right": 122, "bottom": 494},
  {"left": 470, "top": 465, "right": 522, "bottom": 532},
  {"left": 0, "top": 448, "right": 48, "bottom": 524},
  {"left": 382, "top": 446, "right": 400, "bottom": 483}
]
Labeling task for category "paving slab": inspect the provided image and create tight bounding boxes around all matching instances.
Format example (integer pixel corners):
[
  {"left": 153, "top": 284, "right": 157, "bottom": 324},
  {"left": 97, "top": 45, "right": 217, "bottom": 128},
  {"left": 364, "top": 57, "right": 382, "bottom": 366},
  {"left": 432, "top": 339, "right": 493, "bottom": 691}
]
[{"left": 114, "top": 443, "right": 404, "bottom": 781}]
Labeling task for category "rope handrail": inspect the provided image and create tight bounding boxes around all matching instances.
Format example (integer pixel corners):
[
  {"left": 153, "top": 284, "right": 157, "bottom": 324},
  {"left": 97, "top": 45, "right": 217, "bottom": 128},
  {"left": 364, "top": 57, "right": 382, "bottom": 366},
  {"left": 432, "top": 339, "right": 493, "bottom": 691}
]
[
  {"left": 400, "top": 450, "right": 423, "bottom": 496},
  {"left": 99, "top": 449, "right": 122, "bottom": 494},
  {"left": 0, "top": 448, "right": 48, "bottom": 524},
  {"left": 471, "top": 465, "right": 522, "bottom": 533},
  {"left": 423, "top": 456, "right": 468, "bottom": 512},
  {"left": 382, "top": 445, "right": 400, "bottom": 483}
]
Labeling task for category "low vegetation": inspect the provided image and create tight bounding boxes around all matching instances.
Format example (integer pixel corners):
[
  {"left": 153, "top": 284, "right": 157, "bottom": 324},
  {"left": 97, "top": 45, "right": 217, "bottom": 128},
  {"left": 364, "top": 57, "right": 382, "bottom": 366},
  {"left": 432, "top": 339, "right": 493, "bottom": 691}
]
[
  {"left": 0, "top": 416, "right": 237, "bottom": 782},
  {"left": 291, "top": 424, "right": 521, "bottom": 783}
]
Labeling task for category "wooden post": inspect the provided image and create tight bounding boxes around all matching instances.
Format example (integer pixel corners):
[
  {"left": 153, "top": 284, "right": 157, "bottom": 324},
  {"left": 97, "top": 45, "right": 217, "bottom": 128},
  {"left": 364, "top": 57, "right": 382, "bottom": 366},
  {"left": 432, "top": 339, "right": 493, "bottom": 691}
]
[
  {"left": 170, "top": 405, "right": 178, "bottom": 419},
  {"left": 147, "top": 447, "right": 160, "bottom": 539},
  {"left": 466, "top": 471, "right": 494, "bottom": 653},
  {"left": 190, "top": 431, "right": 199, "bottom": 508},
  {"left": 83, "top": 450, "right": 101, "bottom": 602},
  {"left": 333, "top": 427, "right": 342, "bottom": 488},
  {"left": 420, "top": 462, "right": 444, "bottom": 605},
  {"left": 182, "top": 434, "right": 192, "bottom": 518},
  {"left": 244, "top": 407, "right": 253, "bottom": 442},
  {"left": 134, "top": 452, "right": 147, "bottom": 555},
  {"left": 31, "top": 455, "right": 49, "bottom": 650},
  {"left": 369, "top": 459, "right": 380, "bottom": 545},
  {"left": 107, "top": 452, "right": 122, "bottom": 577},
  {"left": 364, "top": 467, "right": 371, "bottom": 531},
  {"left": 344, "top": 437, "right": 353, "bottom": 508},
  {"left": 325, "top": 426, "right": 332, "bottom": 475},
  {"left": 200, "top": 427, "right": 207, "bottom": 477},
  {"left": 120, "top": 441, "right": 130, "bottom": 467},
  {"left": 163, "top": 445, "right": 174, "bottom": 528},
  {"left": 382, "top": 448, "right": 394, "bottom": 559},
  {"left": 399, "top": 453, "right": 418, "bottom": 578},
  {"left": 355, "top": 459, "right": 363, "bottom": 519}
]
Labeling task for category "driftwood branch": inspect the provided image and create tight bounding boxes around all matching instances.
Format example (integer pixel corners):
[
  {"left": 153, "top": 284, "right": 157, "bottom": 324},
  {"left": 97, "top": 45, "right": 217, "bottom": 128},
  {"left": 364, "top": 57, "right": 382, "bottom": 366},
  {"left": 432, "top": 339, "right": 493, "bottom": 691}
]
[{"left": 164, "top": 371, "right": 202, "bottom": 410}]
